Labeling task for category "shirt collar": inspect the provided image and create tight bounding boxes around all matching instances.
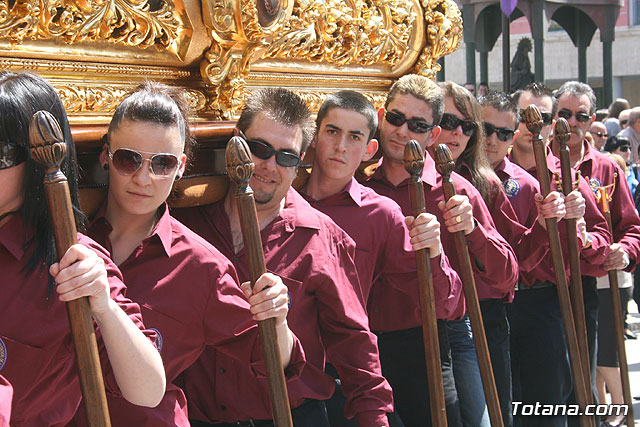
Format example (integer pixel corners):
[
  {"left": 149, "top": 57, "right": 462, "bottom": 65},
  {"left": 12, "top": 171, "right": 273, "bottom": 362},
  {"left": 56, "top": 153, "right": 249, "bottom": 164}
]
[
  {"left": 0, "top": 214, "right": 27, "bottom": 260},
  {"left": 90, "top": 201, "right": 173, "bottom": 258},
  {"left": 280, "top": 187, "right": 323, "bottom": 232},
  {"left": 371, "top": 153, "right": 438, "bottom": 188},
  {"left": 495, "top": 157, "right": 514, "bottom": 177}
]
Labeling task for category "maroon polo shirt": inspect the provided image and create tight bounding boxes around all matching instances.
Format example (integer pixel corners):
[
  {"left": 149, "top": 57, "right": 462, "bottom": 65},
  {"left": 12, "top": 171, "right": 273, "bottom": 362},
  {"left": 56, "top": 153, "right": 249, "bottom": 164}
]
[
  {"left": 300, "top": 177, "right": 462, "bottom": 324},
  {"left": 0, "top": 214, "right": 154, "bottom": 427},
  {"left": 81, "top": 202, "right": 304, "bottom": 426},
  {"left": 173, "top": 188, "right": 392, "bottom": 425},
  {"left": 0, "top": 376, "right": 11, "bottom": 427},
  {"left": 457, "top": 161, "right": 552, "bottom": 292},
  {"left": 507, "top": 149, "right": 611, "bottom": 284},
  {"left": 572, "top": 140, "right": 640, "bottom": 272},
  {"left": 364, "top": 156, "right": 519, "bottom": 308}
]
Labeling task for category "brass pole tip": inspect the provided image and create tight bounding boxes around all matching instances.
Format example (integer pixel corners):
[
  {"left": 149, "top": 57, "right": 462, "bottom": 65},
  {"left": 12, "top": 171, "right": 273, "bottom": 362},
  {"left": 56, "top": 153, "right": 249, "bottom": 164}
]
[
  {"left": 522, "top": 104, "right": 544, "bottom": 136},
  {"left": 225, "top": 135, "right": 254, "bottom": 186},
  {"left": 28, "top": 110, "right": 65, "bottom": 169},
  {"left": 404, "top": 140, "right": 425, "bottom": 177},
  {"left": 434, "top": 143, "right": 455, "bottom": 177},
  {"left": 554, "top": 118, "right": 571, "bottom": 147}
]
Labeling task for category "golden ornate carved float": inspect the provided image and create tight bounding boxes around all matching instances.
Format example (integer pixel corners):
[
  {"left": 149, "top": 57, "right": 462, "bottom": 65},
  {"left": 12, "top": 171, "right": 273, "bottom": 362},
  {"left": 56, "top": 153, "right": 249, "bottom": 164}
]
[
  {"left": 0, "top": 0, "right": 462, "bottom": 121},
  {"left": 0, "top": 0, "right": 462, "bottom": 209}
]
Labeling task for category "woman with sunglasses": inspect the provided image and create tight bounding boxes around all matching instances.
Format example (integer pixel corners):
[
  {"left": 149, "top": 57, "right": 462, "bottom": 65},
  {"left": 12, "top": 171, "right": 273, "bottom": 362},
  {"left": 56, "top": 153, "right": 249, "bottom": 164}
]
[
  {"left": 0, "top": 72, "right": 166, "bottom": 425},
  {"left": 76, "top": 82, "right": 301, "bottom": 426},
  {"left": 434, "top": 81, "right": 553, "bottom": 427}
]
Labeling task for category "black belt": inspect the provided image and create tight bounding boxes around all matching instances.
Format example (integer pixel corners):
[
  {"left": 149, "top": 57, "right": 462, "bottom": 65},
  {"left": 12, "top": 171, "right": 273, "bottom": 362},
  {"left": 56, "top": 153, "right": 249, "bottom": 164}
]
[{"left": 515, "top": 281, "right": 555, "bottom": 291}]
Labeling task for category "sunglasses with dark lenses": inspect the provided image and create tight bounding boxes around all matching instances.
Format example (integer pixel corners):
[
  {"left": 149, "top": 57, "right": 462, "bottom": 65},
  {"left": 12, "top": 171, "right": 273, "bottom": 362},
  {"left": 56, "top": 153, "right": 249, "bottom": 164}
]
[
  {"left": 384, "top": 111, "right": 435, "bottom": 134},
  {"left": 618, "top": 146, "right": 631, "bottom": 153},
  {"left": 519, "top": 111, "right": 553, "bottom": 126},
  {"left": 239, "top": 133, "right": 302, "bottom": 168},
  {"left": 557, "top": 109, "right": 591, "bottom": 123},
  {"left": 108, "top": 148, "right": 181, "bottom": 178},
  {"left": 483, "top": 122, "right": 515, "bottom": 142},
  {"left": 621, "top": 119, "right": 629, "bottom": 125},
  {"left": 439, "top": 113, "right": 477, "bottom": 137},
  {"left": 0, "top": 141, "right": 28, "bottom": 170},
  {"left": 593, "top": 132, "right": 608, "bottom": 138}
]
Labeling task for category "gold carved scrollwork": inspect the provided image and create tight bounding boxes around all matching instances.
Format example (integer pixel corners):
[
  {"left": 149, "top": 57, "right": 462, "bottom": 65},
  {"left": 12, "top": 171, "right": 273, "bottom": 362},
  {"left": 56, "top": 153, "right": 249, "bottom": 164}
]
[
  {"left": 200, "top": 0, "right": 462, "bottom": 119},
  {"left": 414, "top": 0, "right": 462, "bottom": 79},
  {"left": 0, "top": 0, "right": 181, "bottom": 50},
  {"left": 263, "top": 0, "right": 415, "bottom": 66},
  {"left": 55, "top": 83, "right": 210, "bottom": 117}
]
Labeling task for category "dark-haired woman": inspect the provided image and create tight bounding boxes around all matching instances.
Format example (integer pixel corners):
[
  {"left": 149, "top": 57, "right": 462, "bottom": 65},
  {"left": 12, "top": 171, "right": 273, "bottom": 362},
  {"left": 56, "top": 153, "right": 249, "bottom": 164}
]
[
  {"left": 435, "top": 81, "right": 569, "bottom": 427},
  {"left": 0, "top": 72, "right": 166, "bottom": 426},
  {"left": 74, "top": 82, "right": 301, "bottom": 426}
]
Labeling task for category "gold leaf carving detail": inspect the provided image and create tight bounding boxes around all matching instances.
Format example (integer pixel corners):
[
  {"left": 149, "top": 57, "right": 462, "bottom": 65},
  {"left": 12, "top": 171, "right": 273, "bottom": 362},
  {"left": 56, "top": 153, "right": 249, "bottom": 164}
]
[
  {"left": 0, "top": 0, "right": 181, "bottom": 50},
  {"left": 414, "top": 0, "right": 462, "bottom": 78},
  {"left": 263, "top": 0, "right": 416, "bottom": 66},
  {"left": 54, "top": 84, "right": 210, "bottom": 116}
]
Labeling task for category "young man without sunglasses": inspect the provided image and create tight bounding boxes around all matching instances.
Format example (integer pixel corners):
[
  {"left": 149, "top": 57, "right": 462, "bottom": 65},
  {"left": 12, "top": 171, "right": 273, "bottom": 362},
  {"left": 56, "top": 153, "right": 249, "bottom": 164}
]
[{"left": 299, "top": 90, "right": 464, "bottom": 426}]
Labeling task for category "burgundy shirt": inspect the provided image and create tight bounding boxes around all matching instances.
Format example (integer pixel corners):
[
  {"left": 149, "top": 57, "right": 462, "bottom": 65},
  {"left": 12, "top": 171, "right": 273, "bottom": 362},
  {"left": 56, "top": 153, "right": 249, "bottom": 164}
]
[
  {"left": 507, "top": 150, "right": 611, "bottom": 284},
  {"left": 571, "top": 140, "right": 640, "bottom": 272},
  {"left": 81, "top": 203, "right": 304, "bottom": 426},
  {"left": 300, "top": 178, "right": 462, "bottom": 324},
  {"left": 0, "top": 214, "right": 154, "bottom": 427},
  {"left": 173, "top": 188, "right": 393, "bottom": 425},
  {"left": 458, "top": 161, "right": 552, "bottom": 293},
  {"left": 0, "top": 377, "right": 11, "bottom": 427},
  {"left": 364, "top": 156, "right": 519, "bottom": 307}
]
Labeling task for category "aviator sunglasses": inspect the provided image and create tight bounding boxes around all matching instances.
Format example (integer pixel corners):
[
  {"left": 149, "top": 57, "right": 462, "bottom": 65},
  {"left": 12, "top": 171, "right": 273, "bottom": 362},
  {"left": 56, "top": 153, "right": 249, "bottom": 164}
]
[
  {"left": 439, "top": 113, "right": 477, "bottom": 137},
  {"left": 384, "top": 110, "right": 435, "bottom": 134},
  {"left": 617, "top": 146, "right": 631, "bottom": 153},
  {"left": 238, "top": 131, "right": 302, "bottom": 168},
  {"left": 108, "top": 147, "right": 181, "bottom": 178},
  {"left": 519, "top": 111, "right": 553, "bottom": 126},
  {"left": 0, "top": 141, "right": 28, "bottom": 170},
  {"left": 592, "top": 132, "right": 608, "bottom": 138},
  {"left": 557, "top": 109, "right": 591, "bottom": 123},
  {"left": 483, "top": 122, "right": 515, "bottom": 142}
]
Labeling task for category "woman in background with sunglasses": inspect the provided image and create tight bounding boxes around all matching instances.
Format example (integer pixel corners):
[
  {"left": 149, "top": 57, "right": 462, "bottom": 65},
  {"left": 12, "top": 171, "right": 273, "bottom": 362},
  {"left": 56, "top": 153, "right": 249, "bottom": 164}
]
[
  {"left": 0, "top": 72, "right": 166, "bottom": 425},
  {"left": 75, "top": 82, "right": 301, "bottom": 426},
  {"left": 433, "top": 81, "right": 546, "bottom": 427}
]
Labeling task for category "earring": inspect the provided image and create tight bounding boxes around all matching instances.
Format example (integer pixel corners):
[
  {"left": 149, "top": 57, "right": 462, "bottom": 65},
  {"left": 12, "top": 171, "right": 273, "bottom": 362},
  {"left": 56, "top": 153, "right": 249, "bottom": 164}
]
[{"left": 103, "top": 163, "right": 109, "bottom": 171}]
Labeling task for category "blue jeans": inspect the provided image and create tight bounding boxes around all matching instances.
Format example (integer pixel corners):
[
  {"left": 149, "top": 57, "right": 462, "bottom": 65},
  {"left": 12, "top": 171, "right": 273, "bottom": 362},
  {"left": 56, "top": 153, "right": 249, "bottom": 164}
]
[{"left": 447, "top": 315, "right": 491, "bottom": 427}]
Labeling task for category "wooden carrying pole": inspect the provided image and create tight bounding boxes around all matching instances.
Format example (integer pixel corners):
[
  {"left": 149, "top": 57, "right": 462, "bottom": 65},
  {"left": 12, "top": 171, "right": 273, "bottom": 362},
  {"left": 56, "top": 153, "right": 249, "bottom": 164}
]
[
  {"left": 596, "top": 187, "right": 635, "bottom": 427},
  {"left": 225, "top": 136, "right": 293, "bottom": 427},
  {"left": 522, "top": 105, "right": 592, "bottom": 427},
  {"left": 403, "top": 140, "right": 448, "bottom": 426},
  {"left": 554, "top": 118, "right": 593, "bottom": 403},
  {"left": 28, "top": 110, "right": 111, "bottom": 426},
  {"left": 434, "top": 144, "right": 504, "bottom": 427}
]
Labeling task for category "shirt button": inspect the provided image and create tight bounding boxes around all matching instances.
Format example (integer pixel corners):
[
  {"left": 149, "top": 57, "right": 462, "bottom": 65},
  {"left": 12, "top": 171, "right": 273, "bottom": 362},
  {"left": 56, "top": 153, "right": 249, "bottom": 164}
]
[
  {"left": 220, "top": 368, "right": 226, "bottom": 374},
  {"left": 221, "top": 405, "right": 227, "bottom": 411},
  {"left": 374, "top": 307, "right": 379, "bottom": 313},
  {"left": 467, "top": 240, "right": 472, "bottom": 245}
]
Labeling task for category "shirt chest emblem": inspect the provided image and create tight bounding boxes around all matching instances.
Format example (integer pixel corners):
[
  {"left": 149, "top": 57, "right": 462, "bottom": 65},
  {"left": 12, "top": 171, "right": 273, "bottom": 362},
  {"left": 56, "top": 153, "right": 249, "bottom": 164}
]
[
  {"left": 0, "top": 338, "right": 6, "bottom": 371},
  {"left": 589, "top": 177, "right": 602, "bottom": 195},
  {"left": 149, "top": 328, "right": 163, "bottom": 353},
  {"left": 503, "top": 178, "right": 521, "bottom": 198}
]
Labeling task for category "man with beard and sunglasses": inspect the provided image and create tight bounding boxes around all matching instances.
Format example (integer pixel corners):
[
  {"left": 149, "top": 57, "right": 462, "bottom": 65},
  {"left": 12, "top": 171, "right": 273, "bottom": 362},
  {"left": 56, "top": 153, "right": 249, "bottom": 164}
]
[
  {"left": 362, "top": 73, "right": 519, "bottom": 426},
  {"left": 551, "top": 82, "right": 640, "bottom": 424},
  {"left": 173, "top": 87, "right": 393, "bottom": 426},
  {"left": 510, "top": 82, "right": 612, "bottom": 426}
]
